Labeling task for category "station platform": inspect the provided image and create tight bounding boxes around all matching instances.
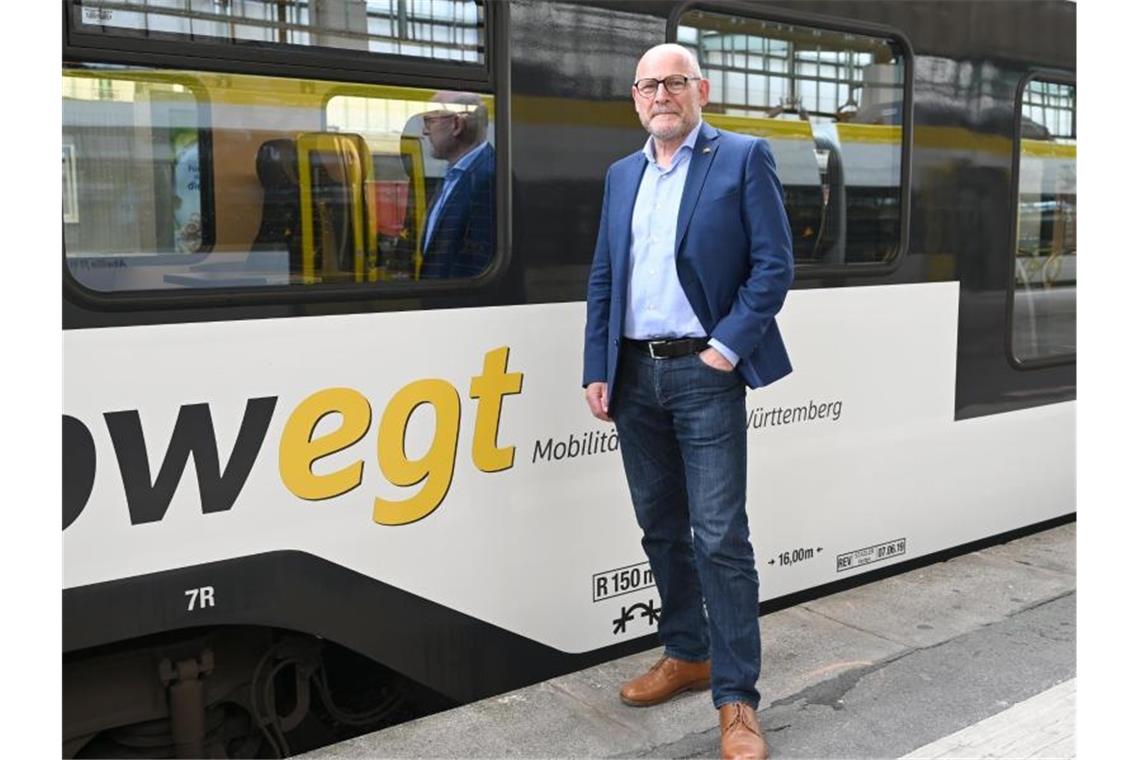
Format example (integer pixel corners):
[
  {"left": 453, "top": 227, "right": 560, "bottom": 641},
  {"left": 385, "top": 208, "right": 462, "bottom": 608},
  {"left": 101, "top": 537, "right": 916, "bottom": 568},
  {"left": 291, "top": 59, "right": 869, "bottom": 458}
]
[{"left": 302, "top": 521, "right": 1075, "bottom": 759}]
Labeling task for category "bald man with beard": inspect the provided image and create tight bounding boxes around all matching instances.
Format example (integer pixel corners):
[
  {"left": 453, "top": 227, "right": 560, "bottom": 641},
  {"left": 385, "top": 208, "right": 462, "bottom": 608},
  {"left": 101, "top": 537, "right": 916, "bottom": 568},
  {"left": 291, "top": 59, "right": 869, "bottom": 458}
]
[
  {"left": 583, "top": 44, "right": 794, "bottom": 760},
  {"left": 418, "top": 92, "right": 495, "bottom": 279}
]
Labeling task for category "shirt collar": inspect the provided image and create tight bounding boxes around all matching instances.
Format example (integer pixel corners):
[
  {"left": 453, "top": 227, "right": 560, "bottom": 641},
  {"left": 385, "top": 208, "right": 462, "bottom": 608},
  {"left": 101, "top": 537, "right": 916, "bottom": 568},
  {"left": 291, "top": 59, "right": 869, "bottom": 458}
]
[
  {"left": 449, "top": 140, "right": 489, "bottom": 174},
  {"left": 641, "top": 119, "right": 704, "bottom": 168}
]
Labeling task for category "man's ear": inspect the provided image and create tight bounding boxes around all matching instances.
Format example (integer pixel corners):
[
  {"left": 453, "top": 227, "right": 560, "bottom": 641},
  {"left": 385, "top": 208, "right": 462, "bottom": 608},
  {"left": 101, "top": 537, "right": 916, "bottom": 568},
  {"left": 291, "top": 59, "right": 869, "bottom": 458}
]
[{"left": 452, "top": 113, "right": 468, "bottom": 138}]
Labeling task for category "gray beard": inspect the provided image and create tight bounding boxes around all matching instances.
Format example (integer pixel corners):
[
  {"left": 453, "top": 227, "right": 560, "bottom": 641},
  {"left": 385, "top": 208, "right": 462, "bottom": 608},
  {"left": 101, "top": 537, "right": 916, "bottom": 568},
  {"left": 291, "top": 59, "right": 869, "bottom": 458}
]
[
  {"left": 650, "top": 124, "right": 684, "bottom": 141},
  {"left": 644, "top": 113, "right": 695, "bottom": 142}
]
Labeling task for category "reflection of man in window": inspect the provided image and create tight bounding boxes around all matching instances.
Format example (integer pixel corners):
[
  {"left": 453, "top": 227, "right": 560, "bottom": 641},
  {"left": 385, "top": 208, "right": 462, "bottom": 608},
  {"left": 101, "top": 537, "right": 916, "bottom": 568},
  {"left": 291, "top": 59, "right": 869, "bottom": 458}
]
[{"left": 419, "top": 93, "right": 495, "bottom": 279}]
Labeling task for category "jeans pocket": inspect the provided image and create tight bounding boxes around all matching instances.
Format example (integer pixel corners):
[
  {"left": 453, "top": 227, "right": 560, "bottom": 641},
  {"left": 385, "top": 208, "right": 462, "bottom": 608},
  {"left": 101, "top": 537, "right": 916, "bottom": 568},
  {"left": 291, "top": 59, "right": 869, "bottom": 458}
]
[{"left": 693, "top": 353, "right": 737, "bottom": 379}]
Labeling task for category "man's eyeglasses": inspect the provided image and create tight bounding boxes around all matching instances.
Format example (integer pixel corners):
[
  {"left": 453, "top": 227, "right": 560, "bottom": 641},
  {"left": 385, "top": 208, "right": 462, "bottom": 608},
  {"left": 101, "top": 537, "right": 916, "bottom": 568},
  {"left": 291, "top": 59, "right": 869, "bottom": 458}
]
[
  {"left": 633, "top": 75, "right": 699, "bottom": 98},
  {"left": 422, "top": 112, "right": 460, "bottom": 127}
]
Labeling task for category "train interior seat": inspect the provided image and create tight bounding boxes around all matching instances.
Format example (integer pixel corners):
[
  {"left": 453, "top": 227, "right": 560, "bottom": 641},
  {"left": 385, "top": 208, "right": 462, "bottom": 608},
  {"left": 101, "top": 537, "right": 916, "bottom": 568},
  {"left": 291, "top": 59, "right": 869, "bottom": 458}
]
[{"left": 251, "top": 138, "right": 303, "bottom": 276}]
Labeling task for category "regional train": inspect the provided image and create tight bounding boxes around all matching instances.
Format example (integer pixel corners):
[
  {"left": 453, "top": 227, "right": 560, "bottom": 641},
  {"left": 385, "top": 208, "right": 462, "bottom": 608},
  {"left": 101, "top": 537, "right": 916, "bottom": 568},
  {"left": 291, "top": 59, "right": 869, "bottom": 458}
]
[{"left": 62, "top": 1, "right": 1076, "bottom": 756}]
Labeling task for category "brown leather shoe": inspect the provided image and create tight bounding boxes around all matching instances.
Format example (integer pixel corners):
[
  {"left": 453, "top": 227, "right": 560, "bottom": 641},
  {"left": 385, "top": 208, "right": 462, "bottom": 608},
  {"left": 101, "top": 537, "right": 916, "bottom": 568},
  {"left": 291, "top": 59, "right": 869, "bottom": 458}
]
[
  {"left": 619, "top": 655, "right": 711, "bottom": 706},
  {"left": 718, "top": 702, "right": 769, "bottom": 760}
]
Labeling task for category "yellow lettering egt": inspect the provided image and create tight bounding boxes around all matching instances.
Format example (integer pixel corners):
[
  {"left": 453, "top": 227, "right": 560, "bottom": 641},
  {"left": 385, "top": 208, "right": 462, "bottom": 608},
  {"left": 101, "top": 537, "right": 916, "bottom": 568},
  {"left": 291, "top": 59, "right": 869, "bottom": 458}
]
[{"left": 277, "top": 347, "right": 523, "bottom": 524}]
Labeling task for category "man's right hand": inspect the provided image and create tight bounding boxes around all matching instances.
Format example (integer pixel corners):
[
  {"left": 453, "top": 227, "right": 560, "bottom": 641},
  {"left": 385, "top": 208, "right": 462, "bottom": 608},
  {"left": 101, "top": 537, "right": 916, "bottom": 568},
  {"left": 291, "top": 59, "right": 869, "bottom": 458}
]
[{"left": 585, "top": 382, "right": 612, "bottom": 422}]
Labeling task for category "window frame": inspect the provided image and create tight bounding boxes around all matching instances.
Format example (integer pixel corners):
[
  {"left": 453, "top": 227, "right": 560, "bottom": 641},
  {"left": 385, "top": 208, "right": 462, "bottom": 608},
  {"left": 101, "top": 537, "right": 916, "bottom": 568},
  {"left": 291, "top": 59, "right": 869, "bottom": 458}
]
[
  {"left": 66, "top": 0, "right": 492, "bottom": 88},
  {"left": 667, "top": 0, "right": 915, "bottom": 278},
  {"left": 62, "top": 66, "right": 219, "bottom": 257},
  {"left": 62, "top": 0, "right": 511, "bottom": 310},
  {"left": 1005, "top": 68, "right": 1077, "bottom": 370}
]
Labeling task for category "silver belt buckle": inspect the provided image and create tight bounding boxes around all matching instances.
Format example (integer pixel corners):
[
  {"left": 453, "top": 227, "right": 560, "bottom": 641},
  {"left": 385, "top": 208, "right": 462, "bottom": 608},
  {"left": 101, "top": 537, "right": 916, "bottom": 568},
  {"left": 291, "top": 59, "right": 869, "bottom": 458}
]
[{"left": 648, "top": 340, "right": 667, "bottom": 359}]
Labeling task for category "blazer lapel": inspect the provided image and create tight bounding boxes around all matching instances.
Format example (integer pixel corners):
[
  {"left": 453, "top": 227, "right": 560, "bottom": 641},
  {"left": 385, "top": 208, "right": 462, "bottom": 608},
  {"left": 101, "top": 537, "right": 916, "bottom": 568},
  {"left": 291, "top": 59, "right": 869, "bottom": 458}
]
[
  {"left": 421, "top": 172, "right": 461, "bottom": 253},
  {"left": 609, "top": 155, "right": 648, "bottom": 287},
  {"left": 675, "top": 122, "right": 720, "bottom": 256}
]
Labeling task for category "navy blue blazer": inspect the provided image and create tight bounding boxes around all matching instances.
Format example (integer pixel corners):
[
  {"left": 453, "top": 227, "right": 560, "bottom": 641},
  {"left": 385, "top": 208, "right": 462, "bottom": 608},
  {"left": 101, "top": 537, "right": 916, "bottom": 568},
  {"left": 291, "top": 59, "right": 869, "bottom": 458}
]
[
  {"left": 420, "top": 143, "right": 496, "bottom": 279},
  {"left": 583, "top": 122, "right": 794, "bottom": 394}
]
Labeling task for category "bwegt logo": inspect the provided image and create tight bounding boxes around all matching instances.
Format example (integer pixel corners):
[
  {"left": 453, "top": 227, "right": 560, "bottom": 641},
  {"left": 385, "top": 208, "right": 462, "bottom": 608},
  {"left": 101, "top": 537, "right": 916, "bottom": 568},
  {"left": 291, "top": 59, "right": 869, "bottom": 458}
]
[{"left": 63, "top": 347, "right": 522, "bottom": 530}]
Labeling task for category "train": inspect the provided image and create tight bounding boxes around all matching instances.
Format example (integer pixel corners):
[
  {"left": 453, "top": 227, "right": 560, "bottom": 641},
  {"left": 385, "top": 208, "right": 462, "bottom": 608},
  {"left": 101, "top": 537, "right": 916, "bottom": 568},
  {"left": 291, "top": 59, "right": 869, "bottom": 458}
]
[{"left": 62, "top": 0, "right": 1076, "bottom": 756}]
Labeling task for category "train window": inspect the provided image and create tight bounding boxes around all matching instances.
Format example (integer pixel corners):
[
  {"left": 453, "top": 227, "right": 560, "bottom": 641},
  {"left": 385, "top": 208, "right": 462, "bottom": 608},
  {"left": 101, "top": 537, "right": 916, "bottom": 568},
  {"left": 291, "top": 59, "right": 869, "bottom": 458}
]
[
  {"left": 63, "top": 66, "right": 496, "bottom": 291},
  {"left": 677, "top": 10, "right": 907, "bottom": 266},
  {"left": 1010, "top": 78, "right": 1076, "bottom": 364},
  {"left": 69, "top": 0, "right": 486, "bottom": 65}
]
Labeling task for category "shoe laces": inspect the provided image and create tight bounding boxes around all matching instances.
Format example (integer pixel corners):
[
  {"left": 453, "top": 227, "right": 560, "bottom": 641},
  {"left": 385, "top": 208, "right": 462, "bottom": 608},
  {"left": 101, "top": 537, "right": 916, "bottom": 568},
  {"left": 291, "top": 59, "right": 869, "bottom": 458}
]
[{"left": 725, "top": 704, "right": 761, "bottom": 736}]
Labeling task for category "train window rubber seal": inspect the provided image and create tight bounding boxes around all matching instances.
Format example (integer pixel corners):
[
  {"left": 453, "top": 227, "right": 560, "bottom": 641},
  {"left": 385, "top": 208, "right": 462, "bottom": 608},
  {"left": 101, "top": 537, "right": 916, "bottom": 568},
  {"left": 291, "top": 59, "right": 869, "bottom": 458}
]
[
  {"left": 61, "top": 0, "right": 514, "bottom": 312},
  {"left": 1004, "top": 67, "right": 1077, "bottom": 371},
  {"left": 666, "top": 0, "right": 915, "bottom": 280}
]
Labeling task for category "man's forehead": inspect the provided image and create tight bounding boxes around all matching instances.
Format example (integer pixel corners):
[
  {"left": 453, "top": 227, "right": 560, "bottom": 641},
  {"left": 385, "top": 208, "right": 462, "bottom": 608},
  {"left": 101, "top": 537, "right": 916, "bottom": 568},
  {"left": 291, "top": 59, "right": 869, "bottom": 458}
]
[
  {"left": 426, "top": 101, "right": 474, "bottom": 114},
  {"left": 636, "top": 51, "right": 693, "bottom": 77}
]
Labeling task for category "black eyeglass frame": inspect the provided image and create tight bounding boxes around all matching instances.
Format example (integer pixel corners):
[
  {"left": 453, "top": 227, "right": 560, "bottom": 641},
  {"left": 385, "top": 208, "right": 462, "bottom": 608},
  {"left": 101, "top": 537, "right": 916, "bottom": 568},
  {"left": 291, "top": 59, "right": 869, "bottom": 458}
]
[
  {"left": 633, "top": 75, "right": 701, "bottom": 97},
  {"left": 422, "top": 112, "right": 462, "bottom": 126}
]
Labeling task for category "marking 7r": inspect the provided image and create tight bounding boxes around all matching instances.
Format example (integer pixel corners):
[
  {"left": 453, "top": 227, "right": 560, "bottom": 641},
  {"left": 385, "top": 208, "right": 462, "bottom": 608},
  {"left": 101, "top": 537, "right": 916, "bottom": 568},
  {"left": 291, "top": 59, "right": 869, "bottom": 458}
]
[{"left": 185, "top": 586, "right": 215, "bottom": 611}]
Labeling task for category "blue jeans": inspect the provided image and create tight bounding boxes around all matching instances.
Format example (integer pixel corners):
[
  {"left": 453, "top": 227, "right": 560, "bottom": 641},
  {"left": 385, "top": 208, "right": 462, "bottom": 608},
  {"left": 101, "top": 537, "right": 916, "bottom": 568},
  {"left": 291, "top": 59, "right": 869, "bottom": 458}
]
[{"left": 611, "top": 347, "right": 760, "bottom": 709}]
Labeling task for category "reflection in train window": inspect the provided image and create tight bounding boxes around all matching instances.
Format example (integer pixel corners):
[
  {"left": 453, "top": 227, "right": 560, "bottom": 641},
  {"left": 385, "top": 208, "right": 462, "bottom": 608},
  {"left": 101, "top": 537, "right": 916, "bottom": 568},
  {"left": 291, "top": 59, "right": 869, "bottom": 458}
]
[
  {"left": 62, "top": 66, "right": 495, "bottom": 291},
  {"left": 1012, "top": 79, "right": 1076, "bottom": 363},
  {"left": 677, "top": 11, "right": 906, "bottom": 266},
  {"left": 69, "top": 0, "right": 486, "bottom": 64}
]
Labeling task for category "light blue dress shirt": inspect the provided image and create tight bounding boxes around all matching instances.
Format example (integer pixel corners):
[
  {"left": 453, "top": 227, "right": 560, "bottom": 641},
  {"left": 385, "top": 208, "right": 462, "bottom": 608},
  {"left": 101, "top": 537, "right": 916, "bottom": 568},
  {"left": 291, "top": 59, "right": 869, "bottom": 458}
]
[
  {"left": 422, "top": 141, "right": 490, "bottom": 253},
  {"left": 624, "top": 121, "right": 739, "bottom": 366}
]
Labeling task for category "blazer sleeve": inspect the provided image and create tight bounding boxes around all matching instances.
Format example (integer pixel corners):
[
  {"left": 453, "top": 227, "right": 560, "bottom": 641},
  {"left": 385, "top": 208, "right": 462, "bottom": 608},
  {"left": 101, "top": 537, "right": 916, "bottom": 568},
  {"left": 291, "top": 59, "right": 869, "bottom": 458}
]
[
  {"left": 709, "top": 138, "right": 794, "bottom": 360},
  {"left": 582, "top": 167, "right": 613, "bottom": 387}
]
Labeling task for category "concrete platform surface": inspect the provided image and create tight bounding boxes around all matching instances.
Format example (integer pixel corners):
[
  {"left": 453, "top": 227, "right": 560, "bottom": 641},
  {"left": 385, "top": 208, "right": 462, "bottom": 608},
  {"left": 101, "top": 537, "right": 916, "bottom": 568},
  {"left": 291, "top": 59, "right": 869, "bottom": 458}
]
[
  {"left": 901, "top": 678, "right": 1074, "bottom": 759},
  {"left": 302, "top": 522, "right": 1076, "bottom": 759}
]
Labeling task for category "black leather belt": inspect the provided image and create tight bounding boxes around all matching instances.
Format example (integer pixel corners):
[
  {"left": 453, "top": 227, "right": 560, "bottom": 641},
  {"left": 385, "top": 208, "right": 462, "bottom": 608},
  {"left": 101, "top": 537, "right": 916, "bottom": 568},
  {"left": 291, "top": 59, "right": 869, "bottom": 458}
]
[{"left": 624, "top": 337, "right": 710, "bottom": 359}]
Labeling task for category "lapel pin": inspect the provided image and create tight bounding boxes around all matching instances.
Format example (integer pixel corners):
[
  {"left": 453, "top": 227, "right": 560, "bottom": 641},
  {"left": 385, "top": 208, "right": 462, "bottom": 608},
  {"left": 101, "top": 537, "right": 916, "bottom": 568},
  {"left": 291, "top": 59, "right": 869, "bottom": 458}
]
[{"left": 702, "top": 147, "right": 711, "bottom": 154}]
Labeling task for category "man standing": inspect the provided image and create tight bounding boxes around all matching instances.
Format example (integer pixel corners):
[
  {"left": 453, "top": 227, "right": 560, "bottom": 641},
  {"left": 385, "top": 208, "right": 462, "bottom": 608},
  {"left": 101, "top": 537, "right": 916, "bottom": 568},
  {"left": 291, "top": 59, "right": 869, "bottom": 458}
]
[
  {"left": 582, "top": 44, "right": 794, "bottom": 760},
  {"left": 418, "top": 92, "right": 495, "bottom": 279}
]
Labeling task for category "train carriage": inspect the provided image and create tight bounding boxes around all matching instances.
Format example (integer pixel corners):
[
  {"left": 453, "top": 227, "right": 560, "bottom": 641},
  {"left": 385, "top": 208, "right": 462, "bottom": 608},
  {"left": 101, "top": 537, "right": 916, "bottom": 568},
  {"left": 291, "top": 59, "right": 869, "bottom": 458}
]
[{"left": 62, "top": 1, "right": 1076, "bottom": 756}]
